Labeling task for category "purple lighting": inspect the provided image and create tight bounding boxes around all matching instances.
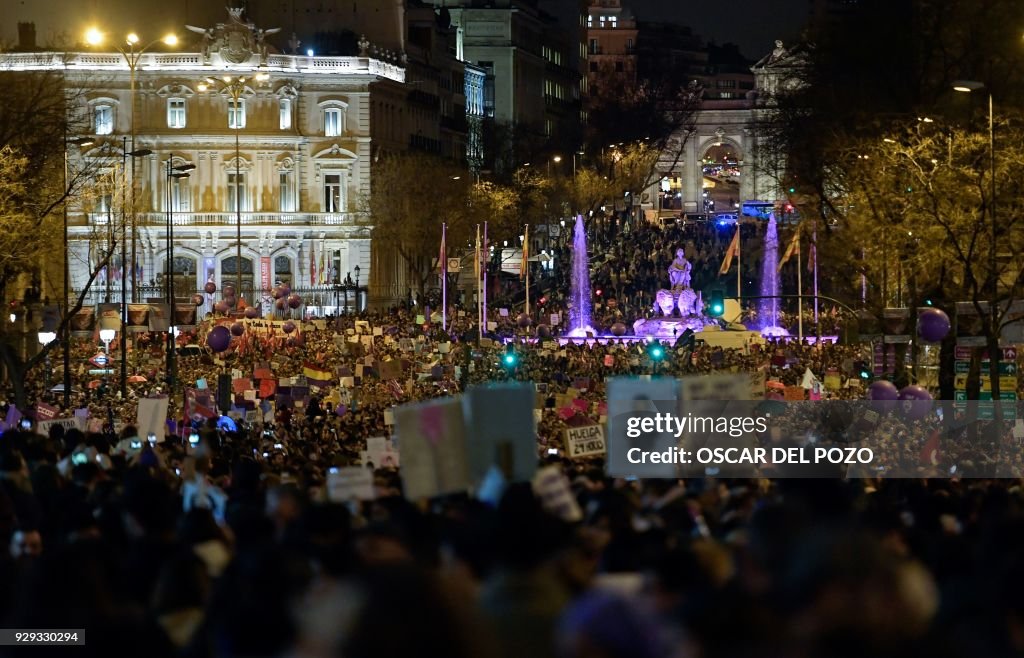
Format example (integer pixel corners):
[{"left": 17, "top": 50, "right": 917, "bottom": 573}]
[
  {"left": 567, "top": 214, "right": 594, "bottom": 337},
  {"left": 759, "top": 214, "right": 788, "bottom": 337}
]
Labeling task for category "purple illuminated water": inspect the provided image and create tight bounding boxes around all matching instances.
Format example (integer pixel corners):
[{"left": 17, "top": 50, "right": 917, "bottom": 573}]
[
  {"left": 567, "top": 215, "right": 594, "bottom": 337},
  {"left": 759, "top": 214, "right": 789, "bottom": 337}
]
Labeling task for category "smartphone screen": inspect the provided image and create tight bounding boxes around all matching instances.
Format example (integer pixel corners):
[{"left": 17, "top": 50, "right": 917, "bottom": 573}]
[{"left": 189, "top": 433, "right": 199, "bottom": 446}]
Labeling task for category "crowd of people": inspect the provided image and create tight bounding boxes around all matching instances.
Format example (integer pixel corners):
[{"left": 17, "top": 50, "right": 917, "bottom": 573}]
[{"left": 1, "top": 218, "right": 1022, "bottom": 656}]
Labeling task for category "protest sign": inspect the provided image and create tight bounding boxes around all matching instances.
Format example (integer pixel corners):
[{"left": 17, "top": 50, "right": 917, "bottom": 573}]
[
  {"left": 137, "top": 397, "right": 169, "bottom": 442},
  {"left": 395, "top": 397, "right": 469, "bottom": 500},
  {"left": 36, "top": 416, "right": 86, "bottom": 437},
  {"left": 327, "top": 467, "right": 376, "bottom": 502},
  {"left": 532, "top": 466, "right": 583, "bottom": 522},
  {"left": 606, "top": 378, "right": 679, "bottom": 478},
  {"left": 463, "top": 384, "right": 537, "bottom": 486},
  {"left": 564, "top": 424, "right": 606, "bottom": 458}
]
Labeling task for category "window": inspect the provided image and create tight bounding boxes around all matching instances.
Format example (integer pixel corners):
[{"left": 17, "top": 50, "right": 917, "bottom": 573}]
[
  {"left": 589, "top": 39, "right": 598, "bottom": 54},
  {"left": 227, "top": 172, "right": 248, "bottom": 211},
  {"left": 589, "top": 62, "right": 597, "bottom": 72},
  {"left": 587, "top": 15, "right": 593, "bottom": 27},
  {"left": 274, "top": 255, "right": 293, "bottom": 287},
  {"left": 279, "top": 98, "right": 292, "bottom": 130},
  {"left": 279, "top": 170, "right": 296, "bottom": 212},
  {"left": 171, "top": 175, "right": 190, "bottom": 212},
  {"left": 228, "top": 99, "right": 246, "bottom": 129},
  {"left": 609, "top": 16, "right": 617, "bottom": 28},
  {"left": 324, "top": 173, "right": 344, "bottom": 212},
  {"left": 324, "top": 108, "right": 343, "bottom": 136},
  {"left": 627, "top": 38, "right": 633, "bottom": 50},
  {"left": 167, "top": 98, "right": 186, "bottom": 129},
  {"left": 94, "top": 105, "right": 113, "bottom": 134},
  {"left": 544, "top": 119, "right": 552, "bottom": 136}
]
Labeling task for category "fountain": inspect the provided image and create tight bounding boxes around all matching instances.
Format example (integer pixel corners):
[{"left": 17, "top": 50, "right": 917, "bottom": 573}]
[
  {"left": 567, "top": 215, "right": 595, "bottom": 337},
  {"left": 759, "top": 213, "right": 790, "bottom": 337}
]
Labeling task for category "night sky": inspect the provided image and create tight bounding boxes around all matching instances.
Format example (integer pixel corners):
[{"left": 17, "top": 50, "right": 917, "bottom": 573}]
[{"left": 628, "top": 0, "right": 808, "bottom": 60}]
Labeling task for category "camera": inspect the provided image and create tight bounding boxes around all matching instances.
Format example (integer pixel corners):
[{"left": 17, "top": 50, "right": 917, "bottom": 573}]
[
  {"left": 263, "top": 429, "right": 273, "bottom": 437},
  {"left": 188, "top": 433, "right": 199, "bottom": 446},
  {"left": 130, "top": 440, "right": 142, "bottom": 450},
  {"left": 71, "top": 452, "right": 88, "bottom": 466},
  {"left": 547, "top": 448, "right": 558, "bottom": 455},
  {"left": 329, "top": 466, "right": 340, "bottom": 474},
  {"left": 273, "top": 443, "right": 283, "bottom": 450},
  {"left": 19, "top": 419, "right": 30, "bottom": 430},
  {"left": 147, "top": 433, "right": 157, "bottom": 445}
]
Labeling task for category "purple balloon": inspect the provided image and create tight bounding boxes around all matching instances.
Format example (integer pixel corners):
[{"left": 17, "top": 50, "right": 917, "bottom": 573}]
[
  {"left": 230, "top": 322, "right": 245, "bottom": 337},
  {"left": 274, "top": 298, "right": 286, "bottom": 311},
  {"left": 610, "top": 322, "right": 627, "bottom": 337},
  {"left": 918, "top": 308, "right": 951, "bottom": 342},
  {"left": 244, "top": 306, "right": 260, "bottom": 319},
  {"left": 335, "top": 403, "right": 346, "bottom": 417},
  {"left": 286, "top": 336, "right": 299, "bottom": 347},
  {"left": 223, "top": 285, "right": 236, "bottom": 298},
  {"left": 536, "top": 324, "right": 552, "bottom": 338},
  {"left": 224, "top": 296, "right": 236, "bottom": 308},
  {"left": 191, "top": 294, "right": 204, "bottom": 307},
  {"left": 214, "top": 301, "right": 230, "bottom": 315},
  {"left": 898, "top": 385, "right": 934, "bottom": 420},
  {"left": 272, "top": 286, "right": 285, "bottom": 300},
  {"left": 868, "top": 380, "right": 899, "bottom": 401},
  {"left": 206, "top": 325, "right": 231, "bottom": 352},
  {"left": 280, "top": 284, "right": 291, "bottom": 297},
  {"left": 204, "top": 281, "right": 217, "bottom": 295},
  {"left": 287, "top": 293, "right": 302, "bottom": 309},
  {"left": 283, "top": 320, "right": 296, "bottom": 334},
  {"left": 516, "top": 312, "right": 532, "bottom": 328}
]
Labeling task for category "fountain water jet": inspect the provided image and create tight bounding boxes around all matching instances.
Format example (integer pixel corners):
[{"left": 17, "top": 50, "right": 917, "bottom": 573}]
[
  {"left": 567, "top": 215, "right": 595, "bottom": 337},
  {"left": 759, "top": 214, "right": 789, "bottom": 337}
]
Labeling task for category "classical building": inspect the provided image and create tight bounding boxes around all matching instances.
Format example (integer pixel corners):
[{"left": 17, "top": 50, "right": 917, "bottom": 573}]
[
  {"left": 649, "top": 40, "right": 805, "bottom": 219},
  {"left": 585, "top": 0, "right": 638, "bottom": 89},
  {"left": 1, "top": 9, "right": 409, "bottom": 313}
]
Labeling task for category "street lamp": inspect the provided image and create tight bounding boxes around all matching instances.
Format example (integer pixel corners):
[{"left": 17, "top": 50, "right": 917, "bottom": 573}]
[
  {"left": 953, "top": 81, "right": 996, "bottom": 308},
  {"left": 120, "top": 143, "right": 152, "bottom": 400},
  {"left": 99, "top": 328, "right": 115, "bottom": 353},
  {"left": 165, "top": 157, "right": 194, "bottom": 389},
  {"left": 354, "top": 265, "right": 361, "bottom": 312},
  {"left": 200, "top": 72, "right": 269, "bottom": 301},
  {"left": 85, "top": 29, "right": 179, "bottom": 304},
  {"left": 63, "top": 135, "right": 93, "bottom": 408}
]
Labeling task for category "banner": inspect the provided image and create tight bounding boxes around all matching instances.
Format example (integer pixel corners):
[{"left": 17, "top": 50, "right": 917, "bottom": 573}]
[
  {"left": 260, "top": 256, "right": 272, "bottom": 292},
  {"left": 36, "top": 416, "right": 86, "bottom": 437},
  {"left": 70, "top": 306, "right": 96, "bottom": 337},
  {"left": 148, "top": 303, "right": 170, "bottom": 332},
  {"left": 97, "top": 303, "right": 121, "bottom": 331},
  {"left": 127, "top": 304, "right": 150, "bottom": 332},
  {"left": 174, "top": 303, "right": 197, "bottom": 329}
]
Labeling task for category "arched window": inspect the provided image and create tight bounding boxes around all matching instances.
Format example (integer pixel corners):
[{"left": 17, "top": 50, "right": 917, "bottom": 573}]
[
  {"left": 221, "top": 256, "right": 255, "bottom": 298},
  {"left": 274, "top": 255, "right": 293, "bottom": 287}
]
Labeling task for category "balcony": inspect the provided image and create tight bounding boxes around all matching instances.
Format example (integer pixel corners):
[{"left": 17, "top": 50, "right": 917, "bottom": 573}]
[{"left": 81, "top": 211, "right": 368, "bottom": 227}]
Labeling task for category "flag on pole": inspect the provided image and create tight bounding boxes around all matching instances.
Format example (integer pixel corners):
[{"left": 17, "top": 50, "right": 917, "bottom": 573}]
[
  {"left": 319, "top": 243, "right": 326, "bottom": 284},
  {"left": 521, "top": 225, "right": 529, "bottom": 280},
  {"left": 438, "top": 226, "right": 446, "bottom": 275},
  {"left": 310, "top": 242, "right": 316, "bottom": 285},
  {"left": 474, "top": 224, "right": 481, "bottom": 283},
  {"left": 808, "top": 238, "right": 816, "bottom": 272},
  {"left": 719, "top": 227, "right": 741, "bottom": 275},
  {"left": 777, "top": 228, "right": 801, "bottom": 272}
]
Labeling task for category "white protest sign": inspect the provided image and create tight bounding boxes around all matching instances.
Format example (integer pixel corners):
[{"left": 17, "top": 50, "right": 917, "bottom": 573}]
[
  {"left": 463, "top": 384, "right": 537, "bottom": 486},
  {"left": 395, "top": 397, "right": 469, "bottom": 500},
  {"left": 36, "top": 416, "right": 86, "bottom": 437},
  {"left": 564, "top": 424, "right": 606, "bottom": 458},
  {"left": 137, "top": 397, "right": 169, "bottom": 442},
  {"left": 327, "top": 467, "right": 376, "bottom": 502}
]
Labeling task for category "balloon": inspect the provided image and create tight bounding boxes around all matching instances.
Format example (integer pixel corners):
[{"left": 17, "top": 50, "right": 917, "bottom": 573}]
[
  {"left": 918, "top": 308, "right": 951, "bottom": 342},
  {"left": 287, "top": 293, "right": 302, "bottom": 309},
  {"left": 516, "top": 313, "right": 532, "bottom": 328},
  {"left": 275, "top": 298, "right": 286, "bottom": 311},
  {"left": 610, "top": 322, "right": 627, "bottom": 336},
  {"left": 272, "top": 286, "right": 285, "bottom": 300},
  {"left": 335, "top": 403, "right": 347, "bottom": 417},
  {"left": 898, "top": 385, "right": 933, "bottom": 420},
  {"left": 280, "top": 284, "right": 291, "bottom": 297},
  {"left": 191, "top": 294, "right": 204, "bottom": 307},
  {"left": 283, "top": 320, "right": 296, "bottom": 334},
  {"left": 868, "top": 380, "right": 899, "bottom": 401},
  {"left": 536, "top": 324, "right": 552, "bottom": 338},
  {"left": 206, "top": 325, "right": 231, "bottom": 352},
  {"left": 224, "top": 296, "right": 236, "bottom": 308},
  {"left": 286, "top": 336, "right": 299, "bottom": 347},
  {"left": 244, "top": 306, "right": 260, "bottom": 319},
  {"left": 214, "top": 301, "right": 229, "bottom": 314},
  {"left": 223, "top": 285, "right": 236, "bottom": 298},
  {"left": 230, "top": 322, "right": 245, "bottom": 337},
  {"left": 204, "top": 281, "right": 217, "bottom": 294}
]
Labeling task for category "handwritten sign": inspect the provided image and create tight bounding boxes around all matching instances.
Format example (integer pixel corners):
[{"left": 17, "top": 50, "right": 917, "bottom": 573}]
[
  {"left": 564, "top": 424, "right": 606, "bottom": 458},
  {"left": 394, "top": 397, "right": 469, "bottom": 500},
  {"left": 327, "top": 467, "right": 376, "bottom": 502}
]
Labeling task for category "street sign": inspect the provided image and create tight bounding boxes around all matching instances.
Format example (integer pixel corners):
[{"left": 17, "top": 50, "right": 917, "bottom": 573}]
[
  {"left": 89, "top": 353, "right": 109, "bottom": 368},
  {"left": 954, "top": 374, "right": 1017, "bottom": 391},
  {"left": 955, "top": 360, "right": 1016, "bottom": 375},
  {"left": 954, "top": 346, "right": 1018, "bottom": 361}
]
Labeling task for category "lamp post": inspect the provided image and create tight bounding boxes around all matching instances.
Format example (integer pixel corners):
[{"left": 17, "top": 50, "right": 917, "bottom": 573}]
[
  {"left": 120, "top": 142, "right": 152, "bottom": 399},
  {"left": 953, "top": 81, "right": 996, "bottom": 307},
  {"left": 354, "top": 265, "right": 361, "bottom": 312},
  {"left": 199, "top": 72, "right": 269, "bottom": 300},
  {"left": 165, "top": 157, "right": 195, "bottom": 389},
  {"left": 63, "top": 135, "right": 94, "bottom": 408},
  {"left": 85, "top": 29, "right": 178, "bottom": 304}
]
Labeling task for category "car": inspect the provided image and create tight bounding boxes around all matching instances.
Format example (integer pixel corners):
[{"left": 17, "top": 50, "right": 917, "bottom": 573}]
[{"left": 715, "top": 213, "right": 738, "bottom": 226}]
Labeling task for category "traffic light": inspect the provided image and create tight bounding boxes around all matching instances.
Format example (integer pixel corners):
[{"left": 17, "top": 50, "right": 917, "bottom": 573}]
[
  {"left": 788, "top": 187, "right": 796, "bottom": 194},
  {"left": 647, "top": 340, "right": 665, "bottom": 362},
  {"left": 854, "top": 360, "right": 871, "bottom": 380},
  {"left": 708, "top": 291, "right": 725, "bottom": 318},
  {"left": 502, "top": 344, "right": 519, "bottom": 369}
]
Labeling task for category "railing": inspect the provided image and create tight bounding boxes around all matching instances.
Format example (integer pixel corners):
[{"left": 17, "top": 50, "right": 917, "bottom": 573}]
[
  {"left": 76, "top": 211, "right": 369, "bottom": 227},
  {"left": 70, "top": 285, "right": 369, "bottom": 312}
]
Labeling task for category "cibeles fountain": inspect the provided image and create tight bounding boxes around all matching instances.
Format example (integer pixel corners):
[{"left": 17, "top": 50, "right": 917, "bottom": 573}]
[{"left": 632, "top": 249, "right": 712, "bottom": 339}]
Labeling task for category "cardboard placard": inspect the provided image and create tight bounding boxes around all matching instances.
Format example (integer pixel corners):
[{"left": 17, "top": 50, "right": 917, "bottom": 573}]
[
  {"left": 395, "top": 397, "right": 469, "bottom": 500},
  {"left": 564, "top": 424, "right": 606, "bottom": 458}
]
